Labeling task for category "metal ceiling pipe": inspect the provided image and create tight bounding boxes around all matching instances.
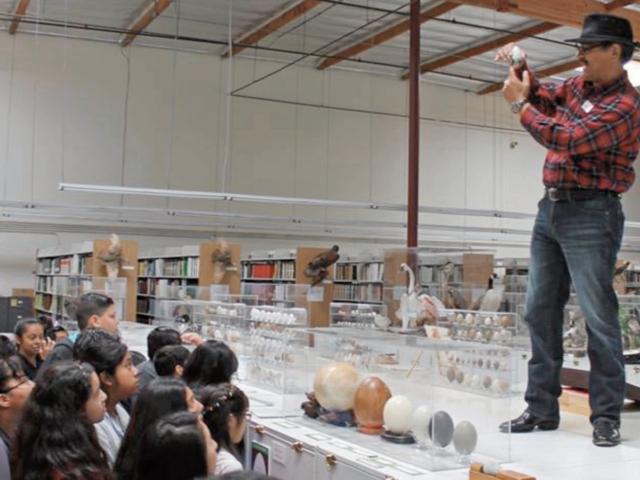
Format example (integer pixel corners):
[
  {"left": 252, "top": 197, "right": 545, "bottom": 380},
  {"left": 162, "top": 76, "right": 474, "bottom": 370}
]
[{"left": 407, "top": 0, "right": 420, "bottom": 248}]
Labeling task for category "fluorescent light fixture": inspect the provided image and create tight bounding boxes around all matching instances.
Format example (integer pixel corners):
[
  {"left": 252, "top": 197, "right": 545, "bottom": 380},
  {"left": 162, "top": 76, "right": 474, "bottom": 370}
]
[{"left": 59, "top": 183, "right": 536, "bottom": 220}]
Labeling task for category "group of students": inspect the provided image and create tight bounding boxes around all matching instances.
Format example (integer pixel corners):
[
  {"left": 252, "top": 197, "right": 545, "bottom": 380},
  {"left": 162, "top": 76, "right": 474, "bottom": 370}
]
[{"left": 0, "top": 292, "right": 279, "bottom": 480}]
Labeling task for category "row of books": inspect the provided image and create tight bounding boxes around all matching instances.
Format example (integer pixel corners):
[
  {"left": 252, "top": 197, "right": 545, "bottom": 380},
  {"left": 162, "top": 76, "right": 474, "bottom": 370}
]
[
  {"left": 241, "top": 261, "right": 295, "bottom": 280},
  {"left": 335, "top": 262, "right": 383, "bottom": 282},
  {"left": 418, "top": 264, "right": 463, "bottom": 285},
  {"left": 333, "top": 283, "right": 383, "bottom": 303},
  {"left": 35, "top": 276, "right": 94, "bottom": 297},
  {"left": 137, "top": 279, "right": 199, "bottom": 299},
  {"left": 37, "top": 255, "right": 92, "bottom": 276},
  {"left": 138, "top": 258, "right": 200, "bottom": 278}
]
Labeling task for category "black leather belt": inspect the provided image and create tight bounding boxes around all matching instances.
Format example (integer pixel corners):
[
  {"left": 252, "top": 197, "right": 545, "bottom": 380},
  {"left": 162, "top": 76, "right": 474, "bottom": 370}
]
[{"left": 545, "top": 188, "right": 618, "bottom": 202}]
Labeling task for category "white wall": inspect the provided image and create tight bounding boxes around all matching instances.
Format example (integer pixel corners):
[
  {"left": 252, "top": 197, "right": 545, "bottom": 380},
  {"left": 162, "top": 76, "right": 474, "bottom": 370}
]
[{"left": 0, "top": 33, "right": 638, "bottom": 294}]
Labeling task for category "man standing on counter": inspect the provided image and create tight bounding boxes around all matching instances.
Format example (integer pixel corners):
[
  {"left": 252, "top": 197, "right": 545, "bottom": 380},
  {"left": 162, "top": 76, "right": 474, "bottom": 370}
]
[{"left": 496, "top": 13, "right": 640, "bottom": 447}]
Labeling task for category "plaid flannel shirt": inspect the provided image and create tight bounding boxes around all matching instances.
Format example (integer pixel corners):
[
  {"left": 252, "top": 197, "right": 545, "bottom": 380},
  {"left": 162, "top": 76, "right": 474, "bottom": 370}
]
[{"left": 520, "top": 69, "right": 640, "bottom": 193}]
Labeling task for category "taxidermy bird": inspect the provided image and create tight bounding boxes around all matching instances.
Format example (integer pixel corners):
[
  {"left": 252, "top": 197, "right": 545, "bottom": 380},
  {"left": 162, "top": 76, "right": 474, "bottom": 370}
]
[
  {"left": 211, "top": 239, "right": 237, "bottom": 284},
  {"left": 563, "top": 310, "right": 587, "bottom": 351},
  {"left": 304, "top": 245, "right": 340, "bottom": 287},
  {"left": 98, "top": 234, "right": 125, "bottom": 281},
  {"left": 439, "top": 261, "right": 467, "bottom": 309},
  {"left": 396, "top": 263, "right": 439, "bottom": 329},
  {"left": 474, "top": 274, "right": 505, "bottom": 312}
]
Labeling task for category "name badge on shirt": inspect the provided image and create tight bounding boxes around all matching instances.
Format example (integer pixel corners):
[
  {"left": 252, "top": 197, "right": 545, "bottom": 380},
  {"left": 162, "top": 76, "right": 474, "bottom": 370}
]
[{"left": 582, "top": 100, "right": 594, "bottom": 113}]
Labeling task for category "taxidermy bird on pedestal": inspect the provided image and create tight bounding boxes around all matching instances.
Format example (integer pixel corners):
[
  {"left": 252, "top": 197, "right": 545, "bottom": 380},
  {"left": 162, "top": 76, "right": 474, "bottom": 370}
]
[
  {"left": 211, "top": 239, "right": 237, "bottom": 284},
  {"left": 98, "top": 234, "right": 125, "bottom": 282},
  {"left": 473, "top": 274, "right": 505, "bottom": 312},
  {"left": 397, "top": 263, "right": 440, "bottom": 329},
  {"left": 304, "top": 246, "right": 340, "bottom": 287},
  {"left": 439, "top": 261, "right": 467, "bottom": 309}
]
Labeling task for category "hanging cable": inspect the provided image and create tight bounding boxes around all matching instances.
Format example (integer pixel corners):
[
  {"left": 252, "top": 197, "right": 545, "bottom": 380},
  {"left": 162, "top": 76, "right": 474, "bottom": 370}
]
[
  {"left": 230, "top": 2, "right": 412, "bottom": 96},
  {"left": 60, "top": 0, "right": 69, "bottom": 185},
  {"left": 3, "top": 35, "right": 16, "bottom": 207}
]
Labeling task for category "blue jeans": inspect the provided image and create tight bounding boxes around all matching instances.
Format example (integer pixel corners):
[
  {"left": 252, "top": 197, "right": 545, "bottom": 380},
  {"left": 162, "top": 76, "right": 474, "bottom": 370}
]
[{"left": 524, "top": 193, "right": 625, "bottom": 426}]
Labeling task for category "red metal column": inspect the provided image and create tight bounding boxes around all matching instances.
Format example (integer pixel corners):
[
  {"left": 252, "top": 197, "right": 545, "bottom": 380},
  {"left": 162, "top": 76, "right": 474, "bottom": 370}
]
[{"left": 407, "top": 0, "right": 420, "bottom": 248}]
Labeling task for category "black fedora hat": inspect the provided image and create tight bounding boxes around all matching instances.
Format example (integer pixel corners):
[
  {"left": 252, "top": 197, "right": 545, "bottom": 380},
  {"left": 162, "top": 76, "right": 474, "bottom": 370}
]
[{"left": 566, "top": 13, "right": 636, "bottom": 46}]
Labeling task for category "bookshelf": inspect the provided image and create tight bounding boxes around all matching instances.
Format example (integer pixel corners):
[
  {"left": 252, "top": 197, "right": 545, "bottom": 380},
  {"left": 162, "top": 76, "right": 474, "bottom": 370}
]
[
  {"left": 241, "top": 247, "right": 334, "bottom": 328},
  {"left": 136, "top": 243, "right": 241, "bottom": 323},
  {"left": 332, "top": 254, "right": 384, "bottom": 304},
  {"left": 35, "top": 239, "right": 139, "bottom": 322}
]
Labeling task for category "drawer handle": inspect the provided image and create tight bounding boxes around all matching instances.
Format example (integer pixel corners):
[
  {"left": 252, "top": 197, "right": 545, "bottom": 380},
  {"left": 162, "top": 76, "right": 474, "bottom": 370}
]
[
  {"left": 325, "top": 454, "right": 337, "bottom": 468},
  {"left": 253, "top": 425, "right": 265, "bottom": 435},
  {"left": 292, "top": 442, "right": 303, "bottom": 453}
]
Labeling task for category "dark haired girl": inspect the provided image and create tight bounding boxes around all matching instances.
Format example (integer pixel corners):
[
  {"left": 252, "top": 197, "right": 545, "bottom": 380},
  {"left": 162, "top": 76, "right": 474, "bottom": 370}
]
[
  {"left": 114, "top": 377, "right": 202, "bottom": 480},
  {"left": 200, "top": 384, "right": 250, "bottom": 475},
  {"left": 74, "top": 329, "right": 138, "bottom": 467},
  {"left": 11, "top": 362, "right": 111, "bottom": 480},
  {"left": 14, "top": 319, "right": 55, "bottom": 380},
  {"left": 183, "top": 340, "right": 238, "bottom": 395},
  {"left": 133, "top": 411, "right": 217, "bottom": 480}
]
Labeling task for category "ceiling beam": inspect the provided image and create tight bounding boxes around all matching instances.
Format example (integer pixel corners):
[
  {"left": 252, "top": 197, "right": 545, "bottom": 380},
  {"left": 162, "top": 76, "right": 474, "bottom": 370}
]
[
  {"left": 446, "top": 0, "right": 640, "bottom": 35},
  {"left": 9, "top": 0, "right": 31, "bottom": 35},
  {"left": 404, "top": 21, "right": 557, "bottom": 80},
  {"left": 476, "top": 58, "right": 583, "bottom": 95},
  {"left": 222, "top": 0, "right": 322, "bottom": 58},
  {"left": 120, "top": 0, "right": 173, "bottom": 47},
  {"left": 317, "top": 2, "right": 459, "bottom": 71}
]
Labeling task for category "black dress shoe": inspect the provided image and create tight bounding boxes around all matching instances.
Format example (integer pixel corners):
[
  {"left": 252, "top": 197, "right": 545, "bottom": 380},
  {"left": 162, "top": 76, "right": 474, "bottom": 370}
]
[
  {"left": 498, "top": 410, "right": 559, "bottom": 433},
  {"left": 593, "top": 420, "right": 620, "bottom": 447}
]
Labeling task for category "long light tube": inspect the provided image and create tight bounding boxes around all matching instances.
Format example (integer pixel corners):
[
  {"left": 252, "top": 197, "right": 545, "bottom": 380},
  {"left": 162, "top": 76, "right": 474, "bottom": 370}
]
[{"left": 58, "top": 182, "right": 536, "bottom": 220}]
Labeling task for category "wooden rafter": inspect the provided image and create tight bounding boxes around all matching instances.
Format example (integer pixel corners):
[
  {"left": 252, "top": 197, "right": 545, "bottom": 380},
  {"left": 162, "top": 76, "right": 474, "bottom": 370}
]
[
  {"left": 222, "top": 0, "right": 322, "bottom": 58},
  {"left": 446, "top": 0, "right": 640, "bottom": 35},
  {"left": 121, "top": 0, "right": 173, "bottom": 47},
  {"left": 476, "top": 58, "right": 583, "bottom": 95},
  {"left": 404, "top": 21, "right": 557, "bottom": 80},
  {"left": 317, "top": 2, "right": 459, "bottom": 70},
  {"left": 9, "top": 0, "right": 32, "bottom": 35}
]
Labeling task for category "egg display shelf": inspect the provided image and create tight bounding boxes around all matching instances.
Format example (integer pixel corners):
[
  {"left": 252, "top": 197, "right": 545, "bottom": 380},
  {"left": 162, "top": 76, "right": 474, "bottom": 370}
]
[{"left": 437, "top": 310, "right": 518, "bottom": 344}]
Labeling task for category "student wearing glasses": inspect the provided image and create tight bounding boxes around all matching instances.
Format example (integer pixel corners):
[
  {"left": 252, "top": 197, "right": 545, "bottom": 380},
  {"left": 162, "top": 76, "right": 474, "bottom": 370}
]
[
  {"left": 496, "top": 13, "right": 640, "bottom": 447},
  {"left": 0, "top": 358, "right": 34, "bottom": 479}
]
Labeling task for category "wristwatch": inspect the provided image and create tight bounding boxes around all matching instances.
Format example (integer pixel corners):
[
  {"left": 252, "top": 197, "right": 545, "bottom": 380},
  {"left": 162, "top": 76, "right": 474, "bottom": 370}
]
[{"left": 511, "top": 98, "right": 528, "bottom": 114}]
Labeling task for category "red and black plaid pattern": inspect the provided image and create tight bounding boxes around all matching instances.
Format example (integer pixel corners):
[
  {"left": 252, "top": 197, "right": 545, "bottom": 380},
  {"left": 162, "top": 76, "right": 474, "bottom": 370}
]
[{"left": 521, "top": 71, "right": 640, "bottom": 193}]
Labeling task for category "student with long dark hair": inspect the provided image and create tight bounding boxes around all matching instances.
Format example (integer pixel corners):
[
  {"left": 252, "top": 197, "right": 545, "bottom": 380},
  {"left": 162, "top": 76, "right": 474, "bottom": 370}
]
[
  {"left": 0, "top": 357, "right": 34, "bottom": 479},
  {"left": 14, "top": 319, "right": 55, "bottom": 380},
  {"left": 133, "top": 411, "right": 217, "bottom": 480},
  {"left": 183, "top": 340, "right": 238, "bottom": 395},
  {"left": 42, "top": 292, "right": 119, "bottom": 369},
  {"left": 201, "top": 384, "right": 250, "bottom": 475},
  {"left": 11, "top": 362, "right": 110, "bottom": 480},
  {"left": 114, "top": 378, "right": 202, "bottom": 480},
  {"left": 74, "top": 329, "right": 138, "bottom": 467}
]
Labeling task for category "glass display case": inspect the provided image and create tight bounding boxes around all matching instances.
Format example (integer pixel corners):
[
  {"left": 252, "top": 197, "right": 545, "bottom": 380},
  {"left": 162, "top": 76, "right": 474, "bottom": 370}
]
[
  {"left": 329, "top": 302, "right": 388, "bottom": 329},
  {"left": 302, "top": 325, "right": 515, "bottom": 471},
  {"left": 244, "top": 305, "right": 309, "bottom": 396},
  {"left": 59, "top": 277, "right": 127, "bottom": 331},
  {"left": 436, "top": 309, "right": 518, "bottom": 344}
]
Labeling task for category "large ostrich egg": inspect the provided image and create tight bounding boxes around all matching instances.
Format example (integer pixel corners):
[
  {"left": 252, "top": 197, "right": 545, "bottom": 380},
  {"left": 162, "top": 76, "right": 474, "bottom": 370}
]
[{"left": 313, "top": 362, "right": 360, "bottom": 411}]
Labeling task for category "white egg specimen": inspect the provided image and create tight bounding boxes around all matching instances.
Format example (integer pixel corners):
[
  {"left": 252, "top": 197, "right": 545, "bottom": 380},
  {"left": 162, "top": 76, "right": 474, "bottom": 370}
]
[
  {"left": 410, "top": 405, "right": 432, "bottom": 443},
  {"left": 383, "top": 396, "right": 414, "bottom": 435}
]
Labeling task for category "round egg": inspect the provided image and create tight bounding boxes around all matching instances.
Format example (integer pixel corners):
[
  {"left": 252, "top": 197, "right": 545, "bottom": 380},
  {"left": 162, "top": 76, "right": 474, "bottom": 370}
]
[
  {"left": 383, "top": 396, "right": 415, "bottom": 435},
  {"left": 410, "top": 405, "right": 432, "bottom": 444},
  {"left": 428, "top": 411, "right": 455, "bottom": 448},
  {"left": 453, "top": 421, "right": 478, "bottom": 456}
]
